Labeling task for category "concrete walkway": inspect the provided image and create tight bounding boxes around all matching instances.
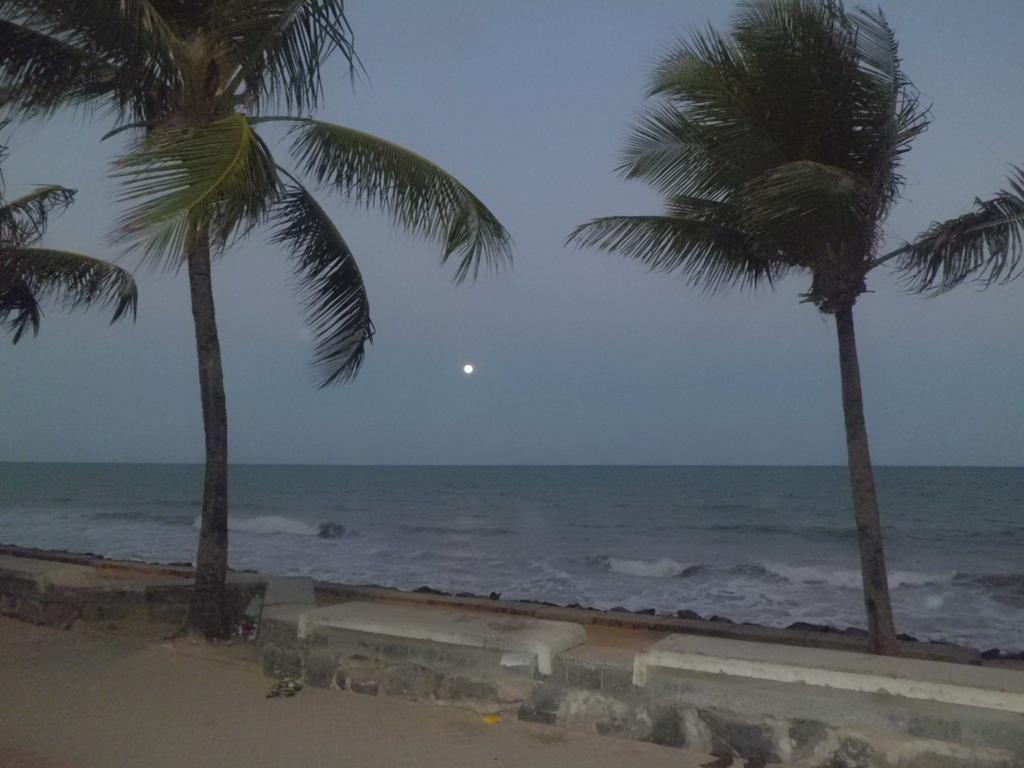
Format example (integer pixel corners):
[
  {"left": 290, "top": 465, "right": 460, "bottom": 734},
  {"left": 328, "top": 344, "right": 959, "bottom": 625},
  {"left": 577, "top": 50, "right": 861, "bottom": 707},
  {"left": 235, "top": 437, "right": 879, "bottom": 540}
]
[{"left": 0, "top": 618, "right": 717, "bottom": 768}]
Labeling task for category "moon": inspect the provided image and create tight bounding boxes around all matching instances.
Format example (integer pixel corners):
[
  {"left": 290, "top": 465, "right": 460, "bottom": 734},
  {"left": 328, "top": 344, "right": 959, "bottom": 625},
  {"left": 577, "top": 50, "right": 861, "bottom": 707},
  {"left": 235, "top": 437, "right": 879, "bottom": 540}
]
[{"left": 463, "top": 363, "right": 475, "bottom": 375}]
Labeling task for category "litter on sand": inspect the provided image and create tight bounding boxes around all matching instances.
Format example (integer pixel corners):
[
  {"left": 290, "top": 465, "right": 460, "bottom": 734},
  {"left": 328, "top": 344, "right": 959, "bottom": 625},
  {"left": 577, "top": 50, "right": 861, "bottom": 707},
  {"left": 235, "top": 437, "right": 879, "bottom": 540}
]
[
  {"left": 266, "top": 679, "right": 304, "bottom": 698},
  {"left": 482, "top": 714, "right": 502, "bottom": 725}
]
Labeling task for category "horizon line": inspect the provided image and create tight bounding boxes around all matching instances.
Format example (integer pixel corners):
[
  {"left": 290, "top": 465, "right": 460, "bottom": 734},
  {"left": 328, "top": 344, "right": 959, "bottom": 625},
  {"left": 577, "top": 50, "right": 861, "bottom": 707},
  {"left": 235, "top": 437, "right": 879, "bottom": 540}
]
[{"left": 0, "top": 461, "right": 1020, "bottom": 469}]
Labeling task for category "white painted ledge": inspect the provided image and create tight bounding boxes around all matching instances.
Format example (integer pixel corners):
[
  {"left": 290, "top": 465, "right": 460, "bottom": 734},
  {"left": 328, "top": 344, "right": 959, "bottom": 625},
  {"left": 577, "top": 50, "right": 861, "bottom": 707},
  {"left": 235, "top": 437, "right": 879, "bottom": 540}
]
[
  {"left": 633, "top": 634, "right": 1024, "bottom": 714},
  {"left": 298, "top": 601, "right": 587, "bottom": 675}
]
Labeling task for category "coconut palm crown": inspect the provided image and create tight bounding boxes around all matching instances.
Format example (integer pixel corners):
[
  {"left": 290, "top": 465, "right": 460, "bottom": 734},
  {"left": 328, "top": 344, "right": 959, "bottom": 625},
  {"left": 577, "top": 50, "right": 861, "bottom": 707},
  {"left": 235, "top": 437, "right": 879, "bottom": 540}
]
[
  {"left": 570, "top": 0, "right": 929, "bottom": 653},
  {"left": 0, "top": 0, "right": 511, "bottom": 636},
  {"left": 0, "top": 133, "right": 136, "bottom": 341}
]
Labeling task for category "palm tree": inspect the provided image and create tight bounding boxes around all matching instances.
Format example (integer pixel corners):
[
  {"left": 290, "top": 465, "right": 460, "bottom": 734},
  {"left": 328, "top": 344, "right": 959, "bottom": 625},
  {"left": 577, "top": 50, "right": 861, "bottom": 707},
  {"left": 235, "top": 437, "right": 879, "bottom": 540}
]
[
  {"left": 570, "top": 0, "right": 929, "bottom": 654},
  {"left": 0, "top": 135, "right": 137, "bottom": 342},
  {"left": 0, "top": 1, "right": 511, "bottom": 637}
]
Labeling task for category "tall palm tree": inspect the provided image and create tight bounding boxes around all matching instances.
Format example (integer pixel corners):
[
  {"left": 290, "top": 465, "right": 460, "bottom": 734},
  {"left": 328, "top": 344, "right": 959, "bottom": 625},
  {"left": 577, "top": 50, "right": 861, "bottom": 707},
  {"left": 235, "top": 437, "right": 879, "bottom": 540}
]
[
  {"left": 570, "top": 0, "right": 928, "bottom": 654},
  {"left": 0, "top": 1, "right": 511, "bottom": 637},
  {"left": 0, "top": 136, "right": 137, "bottom": 342}
]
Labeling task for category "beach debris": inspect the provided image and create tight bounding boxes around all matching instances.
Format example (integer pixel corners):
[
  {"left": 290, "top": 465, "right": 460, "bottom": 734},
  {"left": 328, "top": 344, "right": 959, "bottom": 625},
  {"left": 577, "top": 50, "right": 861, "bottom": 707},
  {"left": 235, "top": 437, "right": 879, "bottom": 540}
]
[
  {"left": 317, "top": 522, "right": 346, "bottom": 539},
  {"left": 482, "top": 714, "right": 502, "bottom": 725},
  {"left": 244, "top": 592, "right": 264, "bottom": 619},
  {"left": 266, "top": 679, "right": 304, "bottom": 698}
]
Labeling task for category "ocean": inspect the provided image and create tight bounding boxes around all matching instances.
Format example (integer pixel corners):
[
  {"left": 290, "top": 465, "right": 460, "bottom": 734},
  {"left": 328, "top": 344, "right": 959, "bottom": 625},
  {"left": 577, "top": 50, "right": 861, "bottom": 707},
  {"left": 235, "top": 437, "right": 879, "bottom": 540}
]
[{"left": 0, "top": 463, "right": 1021, "bottom": 650}]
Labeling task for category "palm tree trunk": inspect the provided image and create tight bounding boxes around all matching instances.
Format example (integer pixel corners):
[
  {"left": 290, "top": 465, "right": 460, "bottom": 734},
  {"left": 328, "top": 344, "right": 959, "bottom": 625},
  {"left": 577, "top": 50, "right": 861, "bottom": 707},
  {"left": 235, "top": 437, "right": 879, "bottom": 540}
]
[
  {"left": 834, "top": 305, "right": 899, "bottom": 655},
  {"left": 185, "top": 229, "right": 231, "bottom": 639}
]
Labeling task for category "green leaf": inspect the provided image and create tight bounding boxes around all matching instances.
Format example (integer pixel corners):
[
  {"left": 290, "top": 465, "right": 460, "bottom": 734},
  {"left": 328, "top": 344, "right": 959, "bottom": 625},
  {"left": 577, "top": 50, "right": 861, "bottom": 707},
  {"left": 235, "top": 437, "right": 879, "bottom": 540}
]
[
  {"left": 0, "top": 184, "right": 76, "bottom": 247},
  {"left": 113, "top": 114, "right": 280, "bottom": 267},
  {"left": 568, "top": 213, "right": 779, "bottom": 292},
  {"left": 269, "top": 177, "right": 373, "bottom": 386},
  {"left": 0, "top": 247, "right": 138, "bottom": 342},
  {"left": 257, "top": 117, "right": 511, "bottom": 282},
  {"left": 217, "top": 0, "right": 358, "bottom": 112},
  {"left": 894, "top": 167, "right": 1024, "bottom": 293}
]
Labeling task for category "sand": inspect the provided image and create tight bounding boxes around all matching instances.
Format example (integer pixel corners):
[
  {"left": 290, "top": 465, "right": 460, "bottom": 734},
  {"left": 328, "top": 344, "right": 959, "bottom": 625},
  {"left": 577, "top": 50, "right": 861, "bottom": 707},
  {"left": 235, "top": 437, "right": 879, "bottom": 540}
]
[{"left": 0, "top": 617, "right": 716, "bottom": 768}]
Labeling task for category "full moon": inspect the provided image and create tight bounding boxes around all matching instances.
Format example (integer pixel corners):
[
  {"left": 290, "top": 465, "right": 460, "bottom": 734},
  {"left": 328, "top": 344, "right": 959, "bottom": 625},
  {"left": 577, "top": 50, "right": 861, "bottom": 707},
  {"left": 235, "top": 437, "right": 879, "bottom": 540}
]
[{"left": 463, "top": 364, "right": 475, "bottom": 375}]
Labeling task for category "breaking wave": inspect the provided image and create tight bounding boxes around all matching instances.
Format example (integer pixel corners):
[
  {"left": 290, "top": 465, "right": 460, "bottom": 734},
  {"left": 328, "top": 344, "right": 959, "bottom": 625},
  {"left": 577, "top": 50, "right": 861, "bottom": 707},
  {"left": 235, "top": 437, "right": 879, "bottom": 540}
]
[{"left": 193, "top": 515, "right": 319, "bottom": 537}]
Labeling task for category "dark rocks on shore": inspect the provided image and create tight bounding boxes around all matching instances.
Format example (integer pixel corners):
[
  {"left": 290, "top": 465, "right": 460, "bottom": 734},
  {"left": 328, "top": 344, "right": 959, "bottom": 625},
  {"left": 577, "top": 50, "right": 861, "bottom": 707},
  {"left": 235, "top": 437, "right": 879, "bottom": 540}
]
[
  {"left": 676, "top": 609, "right": 702, "bottom": 620},
  {"left": 636, "top": 608, "right": 657, "bottom": 616},
  {"left": 787, "top": 621, "right": 837, "bottom": 634},
  {"left": 413, "top": 586, "right": 451, "bottom": 596},
  {"left": 488, "top": 592, "right": 501, "bottom": 600},
  {"left": 317, "top": 522, "right": 346, "bottom": 539},
  {"left": 981, "top": 648, "right": 1002, "bottom": 659},
  {"left": 709, "top": 615, "right": 734, "bottom": 624}
]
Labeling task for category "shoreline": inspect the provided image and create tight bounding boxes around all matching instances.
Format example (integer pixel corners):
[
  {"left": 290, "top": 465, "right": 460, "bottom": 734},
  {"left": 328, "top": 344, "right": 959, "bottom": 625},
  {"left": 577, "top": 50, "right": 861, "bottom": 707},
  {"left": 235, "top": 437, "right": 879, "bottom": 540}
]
[{"left": 4, "top": 541, "right": 1021, "bottom": 660}]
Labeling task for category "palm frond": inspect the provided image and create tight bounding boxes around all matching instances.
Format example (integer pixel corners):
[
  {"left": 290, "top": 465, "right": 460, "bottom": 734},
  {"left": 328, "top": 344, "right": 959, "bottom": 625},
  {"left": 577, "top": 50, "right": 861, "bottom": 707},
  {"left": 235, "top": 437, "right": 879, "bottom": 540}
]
[
  {"left": 0, "top": 185, "right": 75, "bottom": 247},
  {"left": 894, "top": 167, "right": 1024, "bottom": 293},
  {"left": 0, "top": 274, "right": 38, "bottom": 342},
  {"left": 621, "top": 102, "right": 746, "bottom": 199},
  {"left": 567, "top": 213, "right": 778, "bottom": 292},
  {"left": 0, "top": 247, "right": 138, "bottom": 341},
  {"left": 738, "top": 160, "right": 873, "bottom": 248},
  {"left": 217, "top": 0, "right": 358, "bottom": 113},
  {"left": 0, "top": 17, "right": 119, "bottom": 116},
  {"left": 269, "top": 176, "right": 372, "bottom": 385},
  {"left": 113, "top": 114, "right": 280, "bottom": 268},
  {"left": 0, "top": 0, "right": 187, "bottom": 121},
  {"left": 257, "top": 117, "right": 511, "bottom": 282}
]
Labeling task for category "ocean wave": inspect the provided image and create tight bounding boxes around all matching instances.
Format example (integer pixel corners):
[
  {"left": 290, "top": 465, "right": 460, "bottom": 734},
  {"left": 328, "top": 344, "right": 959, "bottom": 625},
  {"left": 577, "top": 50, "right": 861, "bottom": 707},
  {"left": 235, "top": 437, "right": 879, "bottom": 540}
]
[
  {"left": 759, "top": 562, "right": 954, "bottom": 589},
  {"left": 606, "top": 557, "right": 689, "bottom": 578},
  {"left": 193, "top": 515, "right": 319, "bottom": 537},
  {"left": 588, "top": 555, "right": 952, "bottom": 589},
  {"left": 399, "top": 524, "right": 515, "bottom": 536}
]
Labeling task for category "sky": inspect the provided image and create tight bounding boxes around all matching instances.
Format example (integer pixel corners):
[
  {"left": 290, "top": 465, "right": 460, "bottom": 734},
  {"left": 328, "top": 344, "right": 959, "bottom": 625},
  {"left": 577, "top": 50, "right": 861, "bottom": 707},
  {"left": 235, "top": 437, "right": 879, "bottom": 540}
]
[{"left": 0, "top": 0, "right": 1022, "bottom": 466}]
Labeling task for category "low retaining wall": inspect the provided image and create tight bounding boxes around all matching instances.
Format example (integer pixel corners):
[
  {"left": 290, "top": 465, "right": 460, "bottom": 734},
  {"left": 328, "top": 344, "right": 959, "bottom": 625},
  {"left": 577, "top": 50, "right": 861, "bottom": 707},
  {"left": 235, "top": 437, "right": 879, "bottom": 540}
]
[
  {"left": 260, "top": 591, "right": 1024, "bottom": 768},
  {"left": 0, "top": 553, "right": 261, "bottom": 629}
]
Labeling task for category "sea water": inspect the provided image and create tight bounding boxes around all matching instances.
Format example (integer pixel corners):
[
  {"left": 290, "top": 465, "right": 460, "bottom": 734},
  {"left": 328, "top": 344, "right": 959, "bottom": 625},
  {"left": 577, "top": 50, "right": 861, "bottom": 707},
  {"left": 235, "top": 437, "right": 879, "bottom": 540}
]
[{"left": 0, "top": 463, "right": 1020, "bottom": 650}]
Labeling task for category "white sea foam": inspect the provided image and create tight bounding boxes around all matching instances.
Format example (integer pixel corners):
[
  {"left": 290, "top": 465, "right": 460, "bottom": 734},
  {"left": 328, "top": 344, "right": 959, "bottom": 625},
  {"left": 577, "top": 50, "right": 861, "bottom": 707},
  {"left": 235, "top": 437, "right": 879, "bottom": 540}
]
[
  {"left": 759, "top": 562, "right": 952, "bottom": 589},
  {"left": 193, "top": 514, "right": 318, "bottom": 537},
  {"left": 607, "top": 557, "right": 687, "bottom": 578}
]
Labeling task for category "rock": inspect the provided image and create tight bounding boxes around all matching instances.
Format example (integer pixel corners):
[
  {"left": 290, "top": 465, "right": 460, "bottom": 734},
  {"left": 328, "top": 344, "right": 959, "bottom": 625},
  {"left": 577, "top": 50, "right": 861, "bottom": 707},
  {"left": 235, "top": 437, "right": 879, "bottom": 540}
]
[
  {"left": 304, "top": 652, "right": 338, "bottom": 689},
  {"left": 648, "top": 706, "right": 686, "bottom": 748},
  {"left": 488, "top": 592, "right": 501, "bottom": 601},
  {"left": 842, "top": 626, "right": 869, "bottom": 637},
  {"left": 897, "top": 633, "right": 919, "bottom": 643},
  {"left": 676, "top": 609, "right": 702, "bottom": 620},
  {"left": 787, "top": 621, "right": 833, "bottom": 634},
  {"left": 455, "top": 592, "right": 478, "bottom": 598},
  {"left": 317, "top": 522, "right": 346, "bottom": 539},
  {"left": 610, "top": 606, "right": 630, "bottom": 613},
  {"left": 698, "top": 708, "right": 780, "bottom": 764},
  {"left": 980, "top": 648, "right": 1003, "bottom": 659},
  {"left": 709, "top": 615, "right": 734, "bottom": 624},
  {"left": 413, "top": 586, "right": 450, "bottom": 596},
  {"left": 636, "top": 608, "right": 657, "bottom": 616},
  {"left": 381, "top": 663, "right": 443, "bottom": 699}
]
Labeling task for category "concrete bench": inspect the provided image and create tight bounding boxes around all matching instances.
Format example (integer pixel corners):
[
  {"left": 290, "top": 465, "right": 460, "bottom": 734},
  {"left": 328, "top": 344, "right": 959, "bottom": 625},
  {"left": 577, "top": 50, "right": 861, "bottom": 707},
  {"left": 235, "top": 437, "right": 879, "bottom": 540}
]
[
  {"left": 298, "top": 601, "right": 586, "bottom": 675},
  {"left": 634, "top": 633, "right": 1024, "bottom": 714}
]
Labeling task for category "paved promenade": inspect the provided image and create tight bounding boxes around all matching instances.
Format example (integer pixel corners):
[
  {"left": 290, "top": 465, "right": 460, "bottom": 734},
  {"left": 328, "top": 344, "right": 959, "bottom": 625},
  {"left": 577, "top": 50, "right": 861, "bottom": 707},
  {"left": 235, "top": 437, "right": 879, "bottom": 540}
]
[{"left": 0, "top": 618, "right": 715, "bottom": 768}]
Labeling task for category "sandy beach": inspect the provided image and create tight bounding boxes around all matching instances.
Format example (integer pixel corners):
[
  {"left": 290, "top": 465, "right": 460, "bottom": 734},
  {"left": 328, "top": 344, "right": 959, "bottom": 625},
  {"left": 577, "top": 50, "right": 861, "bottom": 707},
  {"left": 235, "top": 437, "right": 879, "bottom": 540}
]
[{"left": 0, "top": 617, "right": 715, "bottom": 768}]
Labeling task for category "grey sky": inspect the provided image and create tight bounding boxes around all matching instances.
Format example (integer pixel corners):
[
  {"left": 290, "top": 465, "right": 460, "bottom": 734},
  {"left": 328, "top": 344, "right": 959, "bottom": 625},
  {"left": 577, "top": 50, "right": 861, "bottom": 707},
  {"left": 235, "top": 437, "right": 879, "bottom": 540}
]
[{"left": 0, "top": 0, "right": 1022, "bottom": 466}]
